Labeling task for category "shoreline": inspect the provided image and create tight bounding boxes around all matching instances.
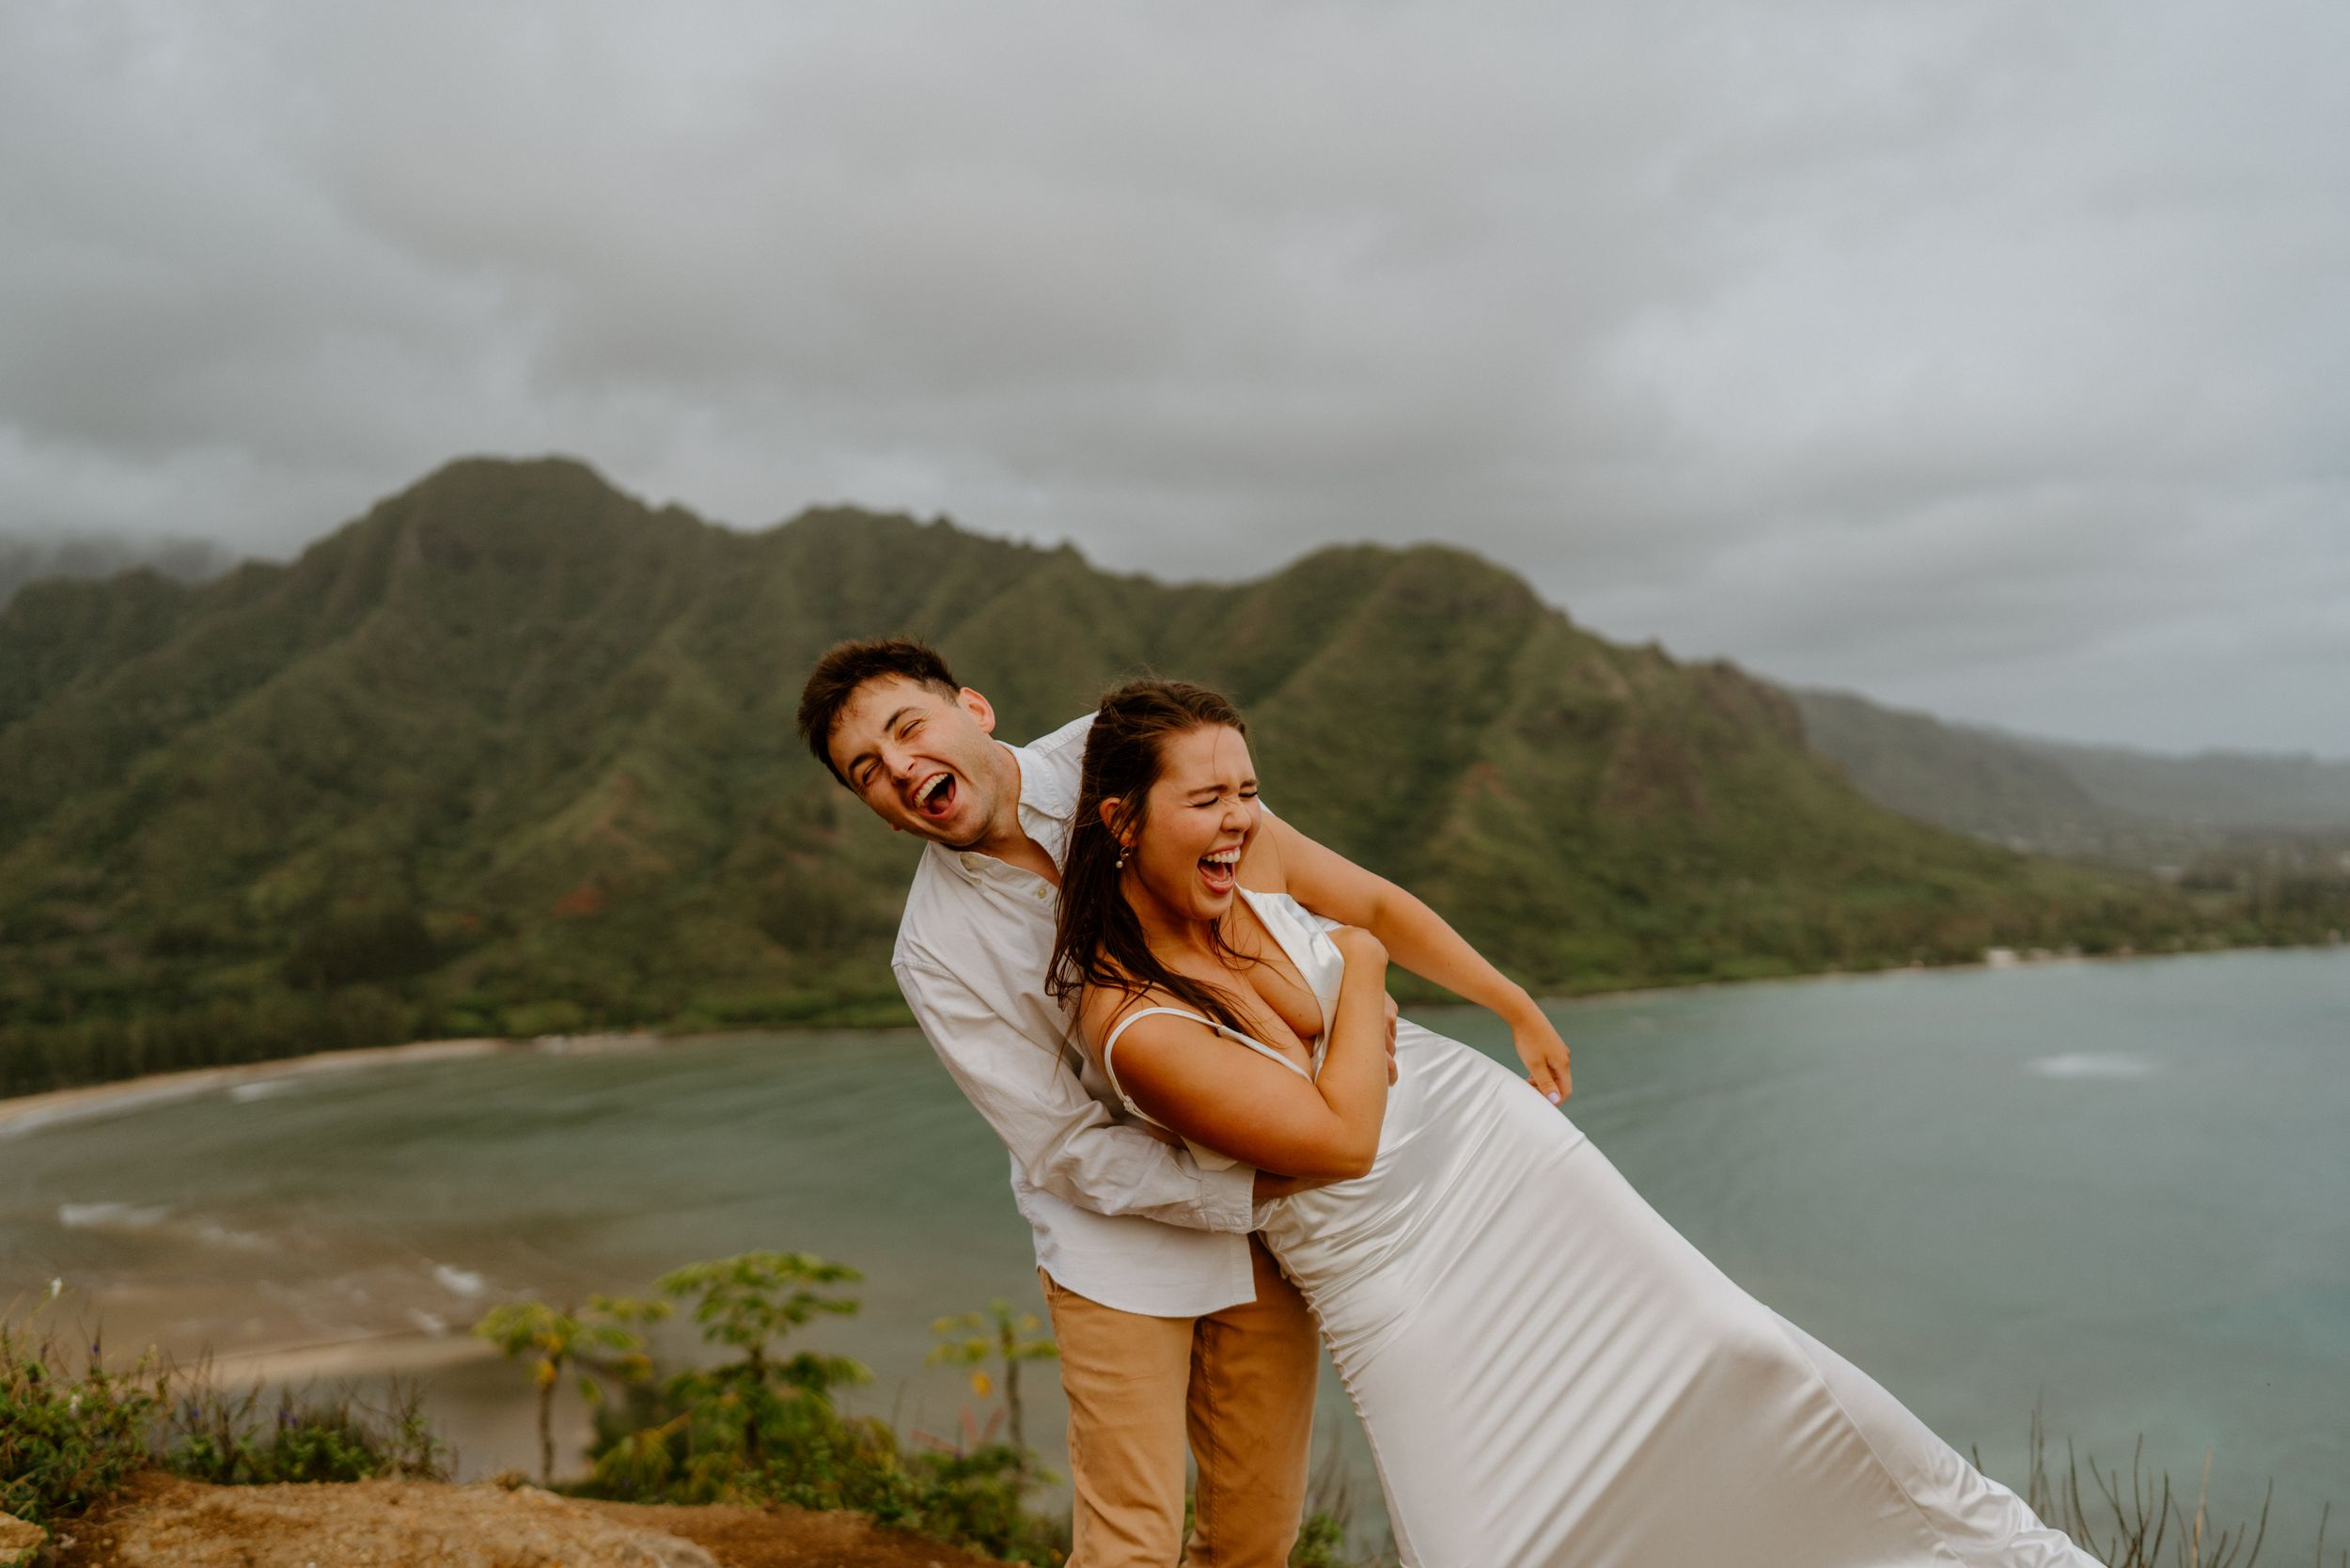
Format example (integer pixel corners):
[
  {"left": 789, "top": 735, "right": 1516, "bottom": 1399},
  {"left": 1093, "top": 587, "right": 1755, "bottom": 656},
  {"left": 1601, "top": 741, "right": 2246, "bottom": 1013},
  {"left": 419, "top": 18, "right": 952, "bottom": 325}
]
[
  {"left": 1442, "top": 932, "right": 2339, "bottom": 1010},
  {"left": 184, "top": 1328, "right": 503, "bottom": 1386},
  {"left": 5, "top": 942, "right": 2340, "bottom": 1136},
  {"left": 0, "top": 1034, "right": 651, "bottom": 1137}
]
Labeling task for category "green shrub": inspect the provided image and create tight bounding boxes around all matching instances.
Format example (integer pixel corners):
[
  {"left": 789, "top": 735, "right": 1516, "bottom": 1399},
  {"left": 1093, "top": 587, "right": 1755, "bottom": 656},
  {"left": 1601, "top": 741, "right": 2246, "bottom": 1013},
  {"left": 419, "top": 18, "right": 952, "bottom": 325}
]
[
  {"left": 894, "top": 1443, "right": 1066, "bottom": 1563},
  {"left": 927, "top": 1298, "right": 1058, "bottom": 1465},
  {"left": 1289, "top": 1510, "right": 1355, "bottom": 1568},
  {"left": 581, "top": 1252, "right": 878, "bottom": 1508},
  {"left": 3, "top": 1286, "right": 450, "bottom": 1526},
  {"left": 0, "top": 1307, "right": 160, "bottom": 1527},
  {"left": 473, "top": 1294, "right": 667, "bottom": 1486},
  {"left": 157, "top": 1376, "right": 447, "bottom": 1486},
  {"left": 567, "top": 1252, "right": 1069, "bottom": 1563}
]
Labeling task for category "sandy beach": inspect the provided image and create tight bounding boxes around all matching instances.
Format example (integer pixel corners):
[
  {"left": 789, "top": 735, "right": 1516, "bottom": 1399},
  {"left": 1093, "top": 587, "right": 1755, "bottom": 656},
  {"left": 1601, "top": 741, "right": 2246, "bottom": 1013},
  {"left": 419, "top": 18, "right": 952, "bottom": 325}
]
[
  {"left": 0, "top": 1033, "right": 666, "bottom": 1139},
  {"left": 1, "top": 1029, "right": 664, "bottom": 1410},
  {"left": 184, "top": 1328, "right": 503, "bottom": 1385}
]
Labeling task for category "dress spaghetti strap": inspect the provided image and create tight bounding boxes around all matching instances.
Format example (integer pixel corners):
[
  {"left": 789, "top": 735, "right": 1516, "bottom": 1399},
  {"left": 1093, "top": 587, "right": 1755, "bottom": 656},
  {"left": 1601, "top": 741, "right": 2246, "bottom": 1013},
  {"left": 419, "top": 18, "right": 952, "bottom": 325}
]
[{"left": 1101, "top": 1005, "right": 1313, "bottom": 1127}]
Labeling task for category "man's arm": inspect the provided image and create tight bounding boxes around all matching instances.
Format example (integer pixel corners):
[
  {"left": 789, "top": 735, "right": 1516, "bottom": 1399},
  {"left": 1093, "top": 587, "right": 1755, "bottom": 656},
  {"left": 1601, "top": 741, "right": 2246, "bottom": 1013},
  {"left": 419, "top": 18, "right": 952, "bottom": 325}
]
[{"left": 894, "top": 949, "right": 1263, "bottom": 1231}]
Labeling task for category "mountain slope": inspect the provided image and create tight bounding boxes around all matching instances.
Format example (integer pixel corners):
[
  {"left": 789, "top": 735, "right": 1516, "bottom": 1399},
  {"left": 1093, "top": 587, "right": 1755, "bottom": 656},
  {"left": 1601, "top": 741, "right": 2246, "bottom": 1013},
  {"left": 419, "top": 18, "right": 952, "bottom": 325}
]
[
  {"left": 2015, "top": 737, "right": 2350, "bottom": 831},
  {"left": 1789, "top": 689, "right": 2128, "bottom": 855},
  {"left": 0, "top": 459, "right": 2243, "bottom": 1094},
  {"left": 1790, "top": 687, "right": 2350, "bottom": 859},
  {"left": 0, "top": 533, "right": 228, "bottom": 612}
]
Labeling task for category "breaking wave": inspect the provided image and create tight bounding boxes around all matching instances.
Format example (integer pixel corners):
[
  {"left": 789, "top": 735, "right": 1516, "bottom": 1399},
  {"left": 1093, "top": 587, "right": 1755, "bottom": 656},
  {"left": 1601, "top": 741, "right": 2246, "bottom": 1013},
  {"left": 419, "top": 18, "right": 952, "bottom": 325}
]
[{"left": 2026, "top": 1052, "right": 2160, "bottom": 1080}]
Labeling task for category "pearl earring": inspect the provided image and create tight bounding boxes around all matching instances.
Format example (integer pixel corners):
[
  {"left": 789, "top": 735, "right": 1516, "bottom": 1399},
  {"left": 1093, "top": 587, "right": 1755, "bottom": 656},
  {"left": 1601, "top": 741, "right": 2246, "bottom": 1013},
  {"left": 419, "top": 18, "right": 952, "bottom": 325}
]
[{"left": 1115, "top": 850, "right": 1127, "bottom": 869}]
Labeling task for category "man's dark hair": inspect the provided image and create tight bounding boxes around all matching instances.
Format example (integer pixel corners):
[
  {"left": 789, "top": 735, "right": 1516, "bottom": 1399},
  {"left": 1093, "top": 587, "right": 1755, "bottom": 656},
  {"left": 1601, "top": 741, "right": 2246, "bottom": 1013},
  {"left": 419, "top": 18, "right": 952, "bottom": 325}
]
[{"left": 796, "top": 637, "right": 963, "bottom": 783}]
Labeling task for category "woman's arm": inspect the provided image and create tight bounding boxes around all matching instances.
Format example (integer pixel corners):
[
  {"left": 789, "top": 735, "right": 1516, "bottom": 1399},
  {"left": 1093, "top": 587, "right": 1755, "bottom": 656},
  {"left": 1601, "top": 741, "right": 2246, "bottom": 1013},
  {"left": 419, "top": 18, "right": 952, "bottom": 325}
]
[
  {"left": 1253, "top": 809, "right": 1574, "bottom": 1103},
  {"left": 1085, "top": 931, "right": 1395, "bottom": 1181}
]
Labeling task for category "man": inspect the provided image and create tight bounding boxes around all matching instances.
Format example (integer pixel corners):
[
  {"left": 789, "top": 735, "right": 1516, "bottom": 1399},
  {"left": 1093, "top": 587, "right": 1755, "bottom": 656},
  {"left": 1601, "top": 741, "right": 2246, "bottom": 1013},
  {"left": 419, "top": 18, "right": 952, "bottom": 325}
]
[
  {"left": 801, "top": 639, "right": 1576, "bottom": 1561},
  {"left": 795, "top": 638, "right": 1324, "bottom": 1568}
]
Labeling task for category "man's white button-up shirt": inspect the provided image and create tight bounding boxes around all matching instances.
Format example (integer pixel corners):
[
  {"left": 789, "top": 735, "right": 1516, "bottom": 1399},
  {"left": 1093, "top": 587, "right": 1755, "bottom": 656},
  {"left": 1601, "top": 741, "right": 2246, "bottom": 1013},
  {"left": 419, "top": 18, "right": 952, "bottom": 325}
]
[{"left": 889, "top": 712, "right": 1261, "bottom": 1317}]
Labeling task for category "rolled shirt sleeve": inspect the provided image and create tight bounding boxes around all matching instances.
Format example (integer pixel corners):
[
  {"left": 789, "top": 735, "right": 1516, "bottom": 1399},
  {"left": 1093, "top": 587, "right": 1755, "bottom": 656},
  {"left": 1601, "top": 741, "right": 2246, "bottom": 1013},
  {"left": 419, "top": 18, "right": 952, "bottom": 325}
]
[{"left": 894, "top": 950, "right": 1259, "bottom": 1234}]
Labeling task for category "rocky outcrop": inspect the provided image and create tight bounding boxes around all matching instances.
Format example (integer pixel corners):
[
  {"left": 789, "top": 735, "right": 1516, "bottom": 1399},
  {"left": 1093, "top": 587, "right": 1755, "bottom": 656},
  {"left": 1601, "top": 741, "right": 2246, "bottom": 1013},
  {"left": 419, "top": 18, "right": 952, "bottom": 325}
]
[
  {"left": 0, "top": 1508, "right": 43, "bottom": 1567},
  {"left": 45, "top": 1471, "right": 1010, "bottom": 1568}
]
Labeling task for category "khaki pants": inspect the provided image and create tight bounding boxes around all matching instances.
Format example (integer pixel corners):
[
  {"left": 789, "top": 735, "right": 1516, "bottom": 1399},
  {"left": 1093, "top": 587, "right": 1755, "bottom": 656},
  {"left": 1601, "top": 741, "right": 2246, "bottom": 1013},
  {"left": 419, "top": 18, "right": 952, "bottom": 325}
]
[{"left": 1040, "top": 1236, "right": 1319, "bottom": 1568}]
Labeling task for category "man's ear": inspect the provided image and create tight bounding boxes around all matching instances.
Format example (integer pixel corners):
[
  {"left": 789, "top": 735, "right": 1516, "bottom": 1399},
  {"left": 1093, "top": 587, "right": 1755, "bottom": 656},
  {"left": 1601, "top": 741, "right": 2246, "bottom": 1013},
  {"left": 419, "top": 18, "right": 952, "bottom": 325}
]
[{"left": 958, "top": 686, "right": 997, "bottom": 735}]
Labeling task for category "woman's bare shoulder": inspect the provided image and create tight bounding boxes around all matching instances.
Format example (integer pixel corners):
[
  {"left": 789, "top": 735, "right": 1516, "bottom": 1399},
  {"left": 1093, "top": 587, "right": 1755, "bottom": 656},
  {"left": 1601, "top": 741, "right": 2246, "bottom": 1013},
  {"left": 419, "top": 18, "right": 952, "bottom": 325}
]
[
  {"left": 1080, "top": 980, "right": 1247, "bottom": 1079},
  {"left": 1234, "top": 805, "right": 1296, "bottom": 898},
  {"left": 1074, "top": 975, "right": 1175, "bottom": 1057}
]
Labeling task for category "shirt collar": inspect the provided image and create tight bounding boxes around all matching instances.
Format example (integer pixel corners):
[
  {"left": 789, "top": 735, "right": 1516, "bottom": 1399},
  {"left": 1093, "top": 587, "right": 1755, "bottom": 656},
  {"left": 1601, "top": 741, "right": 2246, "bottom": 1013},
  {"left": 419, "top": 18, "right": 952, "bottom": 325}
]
[
  {"left": 929, "top": 738, "right": 1076, "bottom": 886},
  {"left": 1012, "top": 737, "right": 1075, "bottom": 865}
]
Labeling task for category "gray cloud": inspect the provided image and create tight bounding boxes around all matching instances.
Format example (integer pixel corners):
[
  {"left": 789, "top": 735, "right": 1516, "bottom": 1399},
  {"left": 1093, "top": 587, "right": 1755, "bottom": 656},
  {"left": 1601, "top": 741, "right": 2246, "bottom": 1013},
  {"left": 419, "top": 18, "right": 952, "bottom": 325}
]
[{"left": 2, "top": 0, "right": 2342, "bottom": 751}]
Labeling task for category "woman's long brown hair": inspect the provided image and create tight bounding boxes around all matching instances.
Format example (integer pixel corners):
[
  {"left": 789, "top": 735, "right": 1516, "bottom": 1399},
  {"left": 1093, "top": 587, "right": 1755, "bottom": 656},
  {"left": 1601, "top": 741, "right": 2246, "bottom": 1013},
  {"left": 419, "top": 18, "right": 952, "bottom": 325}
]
[{"left": 1047, "top": 679, "right": 1261, "bottom": 1038}]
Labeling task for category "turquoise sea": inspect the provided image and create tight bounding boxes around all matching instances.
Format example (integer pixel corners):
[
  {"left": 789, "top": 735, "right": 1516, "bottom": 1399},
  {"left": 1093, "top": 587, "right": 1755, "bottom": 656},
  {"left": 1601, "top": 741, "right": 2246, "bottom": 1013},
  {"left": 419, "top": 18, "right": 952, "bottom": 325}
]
[{"left": 4, "top": 948, "right": 2344, "bottom": 1549}]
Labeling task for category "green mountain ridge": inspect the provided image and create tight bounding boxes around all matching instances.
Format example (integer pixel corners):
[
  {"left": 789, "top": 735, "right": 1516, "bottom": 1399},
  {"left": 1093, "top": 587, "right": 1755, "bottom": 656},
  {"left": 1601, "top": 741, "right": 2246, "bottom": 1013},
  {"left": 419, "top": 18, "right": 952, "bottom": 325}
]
[
  {"left": 0, "top": 458, "right": 2301, "bottom": 1095},
  {"left": 1791, "top": 687, "right": 2350, "bottom": 862}
]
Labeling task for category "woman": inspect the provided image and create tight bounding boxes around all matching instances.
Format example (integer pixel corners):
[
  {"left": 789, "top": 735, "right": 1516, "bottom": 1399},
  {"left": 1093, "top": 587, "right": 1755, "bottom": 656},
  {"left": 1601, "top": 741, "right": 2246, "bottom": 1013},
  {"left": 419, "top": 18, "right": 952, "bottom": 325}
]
[{"left": 1048, "top": 679, "right": 2102, "bottom": 1568}]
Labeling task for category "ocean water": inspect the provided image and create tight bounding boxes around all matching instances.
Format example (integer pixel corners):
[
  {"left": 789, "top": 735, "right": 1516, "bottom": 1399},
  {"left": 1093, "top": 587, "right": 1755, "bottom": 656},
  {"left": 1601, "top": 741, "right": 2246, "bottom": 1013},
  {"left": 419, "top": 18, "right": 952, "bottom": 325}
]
[{"left": 3, "top": 948, "right": 2343, "bottom": 1547}]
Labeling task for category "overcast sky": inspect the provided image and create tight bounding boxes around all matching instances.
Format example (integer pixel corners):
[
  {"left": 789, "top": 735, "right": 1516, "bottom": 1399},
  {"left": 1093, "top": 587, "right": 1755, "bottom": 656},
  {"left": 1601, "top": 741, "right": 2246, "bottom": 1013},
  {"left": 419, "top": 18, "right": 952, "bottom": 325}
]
[{"left": 4, "top": 1, "right": 2343, "bottom": 753}]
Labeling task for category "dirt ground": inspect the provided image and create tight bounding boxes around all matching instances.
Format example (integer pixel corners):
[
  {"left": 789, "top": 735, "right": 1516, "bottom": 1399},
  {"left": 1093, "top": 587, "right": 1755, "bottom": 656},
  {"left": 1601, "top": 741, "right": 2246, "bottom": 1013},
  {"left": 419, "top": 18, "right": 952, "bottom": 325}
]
[{"left": 42, "top": 1472, "right": 1011, "bottom": 1568}]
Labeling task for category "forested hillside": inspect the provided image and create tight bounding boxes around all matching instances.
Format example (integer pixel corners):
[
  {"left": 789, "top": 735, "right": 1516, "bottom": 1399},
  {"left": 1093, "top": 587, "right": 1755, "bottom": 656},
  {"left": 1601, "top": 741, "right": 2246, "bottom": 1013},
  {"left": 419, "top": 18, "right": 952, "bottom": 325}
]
[
  {"left": 0, "top": 459, "right": 2283, "bottom": 1095},
  {"left": 0, "top": 533, "right": 227, "bottom": 611},
  {"left": 1794, "top": 688, "right": 2350, "bottom": 848},
  {"left": 1791, "top": 684, "right": 2350, "bottom": 922}
]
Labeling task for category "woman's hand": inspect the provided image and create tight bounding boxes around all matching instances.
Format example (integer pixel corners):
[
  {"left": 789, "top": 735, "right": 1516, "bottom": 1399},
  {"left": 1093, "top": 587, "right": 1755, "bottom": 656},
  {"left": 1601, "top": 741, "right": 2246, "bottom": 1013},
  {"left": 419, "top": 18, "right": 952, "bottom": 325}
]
[
  {"left": 1508, "top": 1003, "right": 1573, "bottom": 1105},
  {"left": 1328, "top": 927, "right": 1398, "bottom": 1082}
]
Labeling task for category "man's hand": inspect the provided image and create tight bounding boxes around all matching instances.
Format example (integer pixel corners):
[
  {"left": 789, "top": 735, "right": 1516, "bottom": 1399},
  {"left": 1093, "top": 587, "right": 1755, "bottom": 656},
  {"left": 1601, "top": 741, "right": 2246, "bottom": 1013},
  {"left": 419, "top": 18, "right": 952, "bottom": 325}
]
[
  {"left": 1328, "top": 925, "right": 1399, "bottom": 1081},
  {"left": 1253, "top": 1169, "right": 1340, "bottom": 1202},
  {"left": 1510, "top": 1005, "right": 1573, "bottom": 1104}
]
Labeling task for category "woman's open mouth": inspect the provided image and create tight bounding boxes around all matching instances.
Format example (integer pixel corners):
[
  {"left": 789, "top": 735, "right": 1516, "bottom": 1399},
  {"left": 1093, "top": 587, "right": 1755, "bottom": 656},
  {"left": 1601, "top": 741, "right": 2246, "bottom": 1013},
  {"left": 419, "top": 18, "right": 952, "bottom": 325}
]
[
  {"left": 915, "top": 771, "right": 958, "bottom": 822},
  {"left": 1198, "top": 845, "right": 1241, "bottom": 893}
]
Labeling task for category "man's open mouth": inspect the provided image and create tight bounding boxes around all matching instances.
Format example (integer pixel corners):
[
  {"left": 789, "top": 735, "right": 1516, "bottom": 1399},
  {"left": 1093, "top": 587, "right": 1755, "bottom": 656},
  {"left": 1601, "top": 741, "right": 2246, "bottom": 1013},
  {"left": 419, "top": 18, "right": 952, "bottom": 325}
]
[
  {"left": 1199, "top": 844, "right": 1240, "bottom": 892},
  {"left": 915, "top": 771, "right": 957, "bottom": 821}
]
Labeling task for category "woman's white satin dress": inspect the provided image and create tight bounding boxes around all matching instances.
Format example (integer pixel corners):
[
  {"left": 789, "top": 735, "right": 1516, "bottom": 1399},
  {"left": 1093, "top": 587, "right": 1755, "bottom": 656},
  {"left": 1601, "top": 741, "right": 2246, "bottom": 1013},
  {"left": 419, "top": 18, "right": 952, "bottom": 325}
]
[{"left": 1109, "top": 888, "right": 2105, "bottom": 1568}]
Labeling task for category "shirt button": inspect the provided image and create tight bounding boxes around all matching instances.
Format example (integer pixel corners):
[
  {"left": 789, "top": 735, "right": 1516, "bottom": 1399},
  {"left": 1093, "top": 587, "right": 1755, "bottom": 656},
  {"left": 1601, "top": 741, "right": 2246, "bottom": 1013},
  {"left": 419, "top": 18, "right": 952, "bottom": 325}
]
[
  {"left": 1032, "top": 886, "right": 1050, "bottom": 902},
  {"left": 959, "top": 853, "right": 983, "bottom": 872}
]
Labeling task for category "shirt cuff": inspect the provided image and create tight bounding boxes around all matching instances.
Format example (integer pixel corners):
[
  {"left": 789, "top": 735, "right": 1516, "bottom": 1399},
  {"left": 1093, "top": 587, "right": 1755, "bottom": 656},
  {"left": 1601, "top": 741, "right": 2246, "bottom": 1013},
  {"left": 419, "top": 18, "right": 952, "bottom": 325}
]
[{"left": 1195, "top": 1160, "right": 1261, "bottom": 1233}]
